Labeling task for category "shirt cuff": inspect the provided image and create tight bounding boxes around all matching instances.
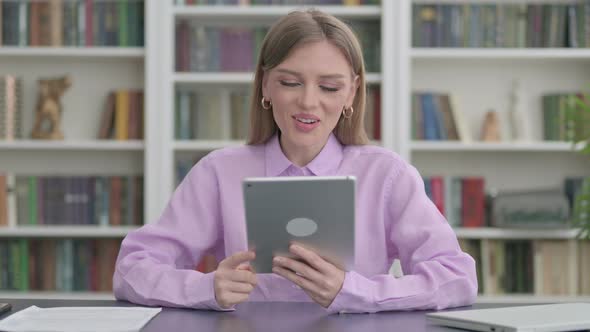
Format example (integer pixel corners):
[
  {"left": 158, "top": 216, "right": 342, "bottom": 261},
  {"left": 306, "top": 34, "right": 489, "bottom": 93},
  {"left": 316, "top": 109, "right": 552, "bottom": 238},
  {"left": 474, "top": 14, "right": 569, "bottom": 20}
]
[
  {"left": 325, "top": 271, "right": 375, "bottom": 314},
  {"left": 188, "top": 271, "right": 235, "bottom": 312}
]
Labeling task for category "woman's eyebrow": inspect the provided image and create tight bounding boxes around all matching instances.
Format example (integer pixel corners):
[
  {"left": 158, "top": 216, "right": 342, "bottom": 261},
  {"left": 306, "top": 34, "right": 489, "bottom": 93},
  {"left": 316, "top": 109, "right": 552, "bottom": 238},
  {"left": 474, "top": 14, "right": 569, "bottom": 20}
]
[{"left": 275, "top": 68, "right": 346, "bottom": 80}]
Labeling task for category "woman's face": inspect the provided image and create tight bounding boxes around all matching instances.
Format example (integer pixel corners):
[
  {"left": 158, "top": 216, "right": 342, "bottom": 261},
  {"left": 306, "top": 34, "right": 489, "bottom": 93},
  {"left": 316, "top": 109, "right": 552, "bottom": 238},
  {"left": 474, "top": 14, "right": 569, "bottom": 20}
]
[{"left": 262, "top": 40, "right": 359, "bottom": 152}]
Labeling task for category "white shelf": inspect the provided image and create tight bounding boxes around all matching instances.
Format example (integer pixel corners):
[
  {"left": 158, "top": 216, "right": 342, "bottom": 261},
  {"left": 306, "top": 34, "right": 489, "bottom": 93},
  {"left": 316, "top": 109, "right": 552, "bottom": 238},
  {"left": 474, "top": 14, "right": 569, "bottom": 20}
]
[
  {"left": 411, "top": 48, "right": 590, "bottom": 60},
  {"left": 173, "top": 5, "right": 381, "bottom": 20},
  {"left": 174, "top": 140, "right": 245, "bottom": 151},
  {"left": 0, "top": 47, "right": 145, "bottom": 58},
  {"left": 0, "top": 140, "right": 144, "bottom": 151},
  {"left": 174, "top": 72, "right": 382, "bottom": 85},
  {"left": 0, "top": 226, "right": 139, "bottom": 238},
  {"left": 411, "top": 141, "right": 582, "bottom": 152},
  {"left": 454, "top": 228, "right": 580, "bottom": 240},
  {"left": 477, "top": 295, "right": 590, "bottom": 304},
  {"left": 0, "top": 291, "right": 115, "bottom": 300}
]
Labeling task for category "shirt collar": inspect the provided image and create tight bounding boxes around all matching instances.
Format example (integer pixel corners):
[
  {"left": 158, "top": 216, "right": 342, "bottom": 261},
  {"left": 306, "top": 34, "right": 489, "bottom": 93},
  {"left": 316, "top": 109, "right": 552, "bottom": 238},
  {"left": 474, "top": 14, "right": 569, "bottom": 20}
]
[{"left": 265, "top": 133, "right": 344, "bottom": 176}]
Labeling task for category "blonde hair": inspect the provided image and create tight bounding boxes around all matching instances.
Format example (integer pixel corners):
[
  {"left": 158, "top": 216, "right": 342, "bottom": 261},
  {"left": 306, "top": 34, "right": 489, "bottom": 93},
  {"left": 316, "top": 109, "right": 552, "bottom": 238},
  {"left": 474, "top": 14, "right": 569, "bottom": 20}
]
[{"left": 247, "top": 9, "right": 369, "bottom": 146}]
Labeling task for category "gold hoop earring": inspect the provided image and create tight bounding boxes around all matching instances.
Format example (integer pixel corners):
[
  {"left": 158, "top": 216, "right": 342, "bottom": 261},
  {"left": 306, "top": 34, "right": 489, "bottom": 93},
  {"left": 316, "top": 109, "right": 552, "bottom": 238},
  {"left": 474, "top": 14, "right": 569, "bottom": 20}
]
[
  {"left": 261, "top": 97, "right": 272, "bottom": 110},
  {"left": 342, "top": 106, "right": 354, "bottom": 119}
]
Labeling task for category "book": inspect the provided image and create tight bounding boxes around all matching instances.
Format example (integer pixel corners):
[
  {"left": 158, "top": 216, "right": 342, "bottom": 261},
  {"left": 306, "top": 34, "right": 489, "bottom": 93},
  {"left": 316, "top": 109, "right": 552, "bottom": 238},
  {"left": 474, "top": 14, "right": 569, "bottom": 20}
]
[
  {"left": 0, "top": 174, "right": 7, "bottom": 227},
  {"left": 98, "top": 92, "right": 116, "bottom": 139}
]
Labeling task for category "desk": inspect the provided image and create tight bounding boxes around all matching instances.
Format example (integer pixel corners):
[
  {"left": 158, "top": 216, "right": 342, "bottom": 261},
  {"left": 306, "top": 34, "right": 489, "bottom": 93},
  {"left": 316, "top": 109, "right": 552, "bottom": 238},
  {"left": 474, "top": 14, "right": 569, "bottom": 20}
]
[{"left": 0, "top": 299, "right": 528, "bottom": 332}]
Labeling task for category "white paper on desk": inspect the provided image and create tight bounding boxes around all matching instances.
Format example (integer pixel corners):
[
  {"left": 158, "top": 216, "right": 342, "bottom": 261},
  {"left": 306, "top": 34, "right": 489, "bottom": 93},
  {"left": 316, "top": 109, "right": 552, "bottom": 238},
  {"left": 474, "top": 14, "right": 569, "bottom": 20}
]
[{"left": 0, "top": 305, "right": 161, "bottom": 332}]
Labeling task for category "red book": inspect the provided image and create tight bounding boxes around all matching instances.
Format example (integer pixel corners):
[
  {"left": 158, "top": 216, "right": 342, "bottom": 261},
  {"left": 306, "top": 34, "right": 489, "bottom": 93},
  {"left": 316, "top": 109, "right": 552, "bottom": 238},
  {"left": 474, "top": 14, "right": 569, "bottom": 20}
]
[
  {"left": 461, "top": 177, "right": 485, "bottom": 228},
  {"left": 430, "top": 176, "right": 445, "bottom": 216}
]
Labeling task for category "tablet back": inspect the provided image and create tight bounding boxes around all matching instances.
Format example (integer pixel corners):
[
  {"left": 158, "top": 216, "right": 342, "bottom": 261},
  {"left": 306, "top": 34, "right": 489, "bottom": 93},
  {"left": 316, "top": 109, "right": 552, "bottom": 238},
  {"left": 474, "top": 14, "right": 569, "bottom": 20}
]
[{"left": 243, "top": 176, "right": 355, "bottom": 273}]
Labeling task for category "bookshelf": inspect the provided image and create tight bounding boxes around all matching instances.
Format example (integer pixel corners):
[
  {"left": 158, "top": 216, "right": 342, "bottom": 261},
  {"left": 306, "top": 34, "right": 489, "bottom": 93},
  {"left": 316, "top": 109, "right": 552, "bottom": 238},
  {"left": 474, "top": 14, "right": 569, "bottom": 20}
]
[
  {"left": 160, "top": 0, "right": 396, "bottom": 205},
  {"left": 0, "top": 0, "right": 150, "bottom": 299},
  {"left": 398, "top": 0, "right": 590, "bottom": 302},
  {"left": 158, "top": 0, "right": 590, "bottom": 304}
]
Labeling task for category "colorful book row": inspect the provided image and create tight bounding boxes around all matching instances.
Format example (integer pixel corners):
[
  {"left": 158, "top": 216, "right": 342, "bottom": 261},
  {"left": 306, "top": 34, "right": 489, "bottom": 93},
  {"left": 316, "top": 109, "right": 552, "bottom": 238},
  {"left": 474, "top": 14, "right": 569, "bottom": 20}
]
[
  {"left": 175, "top": 22, "right": 380, "bottom": 73},
  {"left": 423, "top": 176, "right": 485, "bottom": 228},
  {"left": 97, "top": 90, "right": 144, "bottom": 140},
  {"left": 0, "top": 175, "right": 144, "bottom": 227},
  {"left": 460, "top": 239, "right": 590, "bottom": 296},
  {"left": 174, "top": 86, "right": 380, "bottom": 141},
  {"left": 413, "top": 2, "right": 590, "bottom": 48},
  {"left": 542, "top": 93, "right": 590, "bottom": 142},
  {"left": 412, "top": 92, "right": 466, "bottom": 141},
  {"left": 0, "top": 238, "right": 120, "bottom": 292},
  {"left": 0, "top": 0, "right": 145, "bottom": 47}
]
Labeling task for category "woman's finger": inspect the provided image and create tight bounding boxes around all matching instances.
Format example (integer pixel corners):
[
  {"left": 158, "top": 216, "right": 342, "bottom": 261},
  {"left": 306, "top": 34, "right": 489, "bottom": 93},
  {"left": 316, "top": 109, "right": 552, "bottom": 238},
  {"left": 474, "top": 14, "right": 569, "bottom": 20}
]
[
  {"left": 225, "top": 281, "right": 255, "bottom": 294},
  {"left": 289, "top": 244, "right": 331, "bottom": 274},
  {"left": 227, "top": 269, "right": 257, "bottom": 286},
  {"left": 273, "top": 256, "right": 323, "bottom": 282},
  {"left": 272, "top": 266, "right": 324, "bottom": 297}
]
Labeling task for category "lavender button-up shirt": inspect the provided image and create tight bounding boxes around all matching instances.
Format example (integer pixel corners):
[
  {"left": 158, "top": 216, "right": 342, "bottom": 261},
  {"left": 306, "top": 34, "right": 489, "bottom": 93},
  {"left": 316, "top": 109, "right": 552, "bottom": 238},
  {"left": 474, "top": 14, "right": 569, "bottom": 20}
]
[{"left": 113, "top": 133, "right": 477, "bottom": 313}]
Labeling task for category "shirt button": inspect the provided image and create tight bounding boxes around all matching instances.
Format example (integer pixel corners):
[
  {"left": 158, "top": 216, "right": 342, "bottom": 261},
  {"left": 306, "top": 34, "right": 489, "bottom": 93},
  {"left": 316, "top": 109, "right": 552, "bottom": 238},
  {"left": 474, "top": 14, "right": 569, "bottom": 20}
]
[{"left": 292, "top": 284, "right": 301, "bottom": 289}]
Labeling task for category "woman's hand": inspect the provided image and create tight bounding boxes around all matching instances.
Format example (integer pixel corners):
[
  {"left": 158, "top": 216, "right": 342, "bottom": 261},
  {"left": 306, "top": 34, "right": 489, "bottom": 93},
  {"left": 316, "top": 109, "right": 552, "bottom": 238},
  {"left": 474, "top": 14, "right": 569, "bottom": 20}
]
[
  {"left": 214, "top": 251, "right": 257, "bottom": 309},
  {"left": 272, "top": 244, "right": 345, "bottom": 308}
]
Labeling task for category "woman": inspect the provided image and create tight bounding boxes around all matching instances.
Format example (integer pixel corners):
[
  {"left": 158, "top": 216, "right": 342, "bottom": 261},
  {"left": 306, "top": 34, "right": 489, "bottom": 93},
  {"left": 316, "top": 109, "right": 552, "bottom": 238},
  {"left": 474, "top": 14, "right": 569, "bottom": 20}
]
[{"left": 113, "top": 9, "right": 477, "bottom": 314}]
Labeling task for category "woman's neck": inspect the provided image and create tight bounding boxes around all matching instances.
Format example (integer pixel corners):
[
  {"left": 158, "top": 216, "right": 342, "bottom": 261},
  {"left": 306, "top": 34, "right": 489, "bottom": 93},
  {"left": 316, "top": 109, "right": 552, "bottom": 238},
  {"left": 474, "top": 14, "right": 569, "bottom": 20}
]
[{"left": 279, "top": 135, "right": 328, "bottom": 168}]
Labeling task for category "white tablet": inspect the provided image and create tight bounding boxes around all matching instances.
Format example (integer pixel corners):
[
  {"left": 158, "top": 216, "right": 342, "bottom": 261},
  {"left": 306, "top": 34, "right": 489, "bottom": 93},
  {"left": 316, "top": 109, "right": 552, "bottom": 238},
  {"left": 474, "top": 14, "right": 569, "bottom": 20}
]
[
  {"left": 242, "top": 176, "right": 355, "bottom": 273},
  {"left": 427, "top": 303, "right": 590, "bottom": 332}
]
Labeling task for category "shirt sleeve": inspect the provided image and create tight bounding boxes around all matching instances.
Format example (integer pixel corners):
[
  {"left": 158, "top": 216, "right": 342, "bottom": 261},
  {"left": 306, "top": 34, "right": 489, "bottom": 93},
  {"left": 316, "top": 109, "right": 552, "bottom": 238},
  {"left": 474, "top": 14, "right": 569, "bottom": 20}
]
[
  {"left": 113, "top": 155, "right": 230, "bottom": 311},
  {"left": 327, "top": 162, "right": 478, "bottom": 314}
]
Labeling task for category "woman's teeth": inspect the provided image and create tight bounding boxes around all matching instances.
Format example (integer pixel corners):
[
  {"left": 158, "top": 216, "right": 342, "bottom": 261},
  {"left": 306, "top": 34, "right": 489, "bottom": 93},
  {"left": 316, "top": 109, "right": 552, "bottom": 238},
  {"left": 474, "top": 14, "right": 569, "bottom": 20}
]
[{"left": 296, "top": 118, "right": 318, "bottom": 124}]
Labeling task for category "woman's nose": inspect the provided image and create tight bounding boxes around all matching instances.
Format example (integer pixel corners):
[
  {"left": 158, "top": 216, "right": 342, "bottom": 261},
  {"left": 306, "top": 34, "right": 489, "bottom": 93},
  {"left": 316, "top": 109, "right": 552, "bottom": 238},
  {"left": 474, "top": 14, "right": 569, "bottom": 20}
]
[{"left": 298, "top": 86, "right": 320, "bottom": 110}]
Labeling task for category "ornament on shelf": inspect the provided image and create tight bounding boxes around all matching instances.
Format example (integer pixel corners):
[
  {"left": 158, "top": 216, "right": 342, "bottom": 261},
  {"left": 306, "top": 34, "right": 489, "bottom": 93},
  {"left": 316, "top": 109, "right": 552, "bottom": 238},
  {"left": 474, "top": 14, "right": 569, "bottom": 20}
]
[
  {"left": 31, "top": 75, "right": 72, "bottom": 140},
  {"left": 508, "top": 78, "right": 530, "bottom": 141},
  {"left": 480, "top": 110, "right": 501, "bottom": 142}
]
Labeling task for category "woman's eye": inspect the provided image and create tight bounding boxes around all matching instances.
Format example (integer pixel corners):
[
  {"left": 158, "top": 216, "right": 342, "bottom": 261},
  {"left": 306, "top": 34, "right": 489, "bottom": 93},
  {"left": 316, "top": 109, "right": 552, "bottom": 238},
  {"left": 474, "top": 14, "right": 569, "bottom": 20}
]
[
  {"left": 280, "top": 81, "right": 300, "bottom": 87},
  {"left": 321, "top": 86, "right": 339, "bottom": 92}
]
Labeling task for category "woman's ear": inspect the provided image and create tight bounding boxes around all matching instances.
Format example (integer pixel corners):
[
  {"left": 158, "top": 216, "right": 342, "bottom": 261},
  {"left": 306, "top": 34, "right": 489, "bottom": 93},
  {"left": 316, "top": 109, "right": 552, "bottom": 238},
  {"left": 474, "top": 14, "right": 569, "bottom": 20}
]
[
  {"left": 261, "top": 70, "right": 270, "bottom": 98},
  {"left": 346, "top": 75, "right": 360, "bottom": 106}
]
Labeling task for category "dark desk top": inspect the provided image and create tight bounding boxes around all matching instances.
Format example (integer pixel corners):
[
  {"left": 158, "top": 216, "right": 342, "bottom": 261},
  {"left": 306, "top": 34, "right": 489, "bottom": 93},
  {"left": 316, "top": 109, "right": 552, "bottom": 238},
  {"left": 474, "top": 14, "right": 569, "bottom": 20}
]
[{"left": 0, "top": 298, "right": 527, "bottom": 332}]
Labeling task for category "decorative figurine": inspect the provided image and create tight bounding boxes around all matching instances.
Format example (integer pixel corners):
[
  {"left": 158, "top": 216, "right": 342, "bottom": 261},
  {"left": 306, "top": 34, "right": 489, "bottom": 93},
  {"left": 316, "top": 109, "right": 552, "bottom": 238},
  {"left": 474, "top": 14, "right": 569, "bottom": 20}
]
[
  {"left": 481, "top": 110, "right": 501, "bottom": 141},
  {"left": 31, "top": 75, "right": 72, "bottom": 140}
]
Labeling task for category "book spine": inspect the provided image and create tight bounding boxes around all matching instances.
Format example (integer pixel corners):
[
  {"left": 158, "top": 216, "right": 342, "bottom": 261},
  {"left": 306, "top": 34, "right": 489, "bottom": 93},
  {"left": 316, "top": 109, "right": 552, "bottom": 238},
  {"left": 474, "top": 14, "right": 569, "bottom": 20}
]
[
  {"left": 5, "top": 76, "right": 15, "bottom": 141},
  {"left": 85, "top": 0, "right": 93, "bottom": 46}
]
